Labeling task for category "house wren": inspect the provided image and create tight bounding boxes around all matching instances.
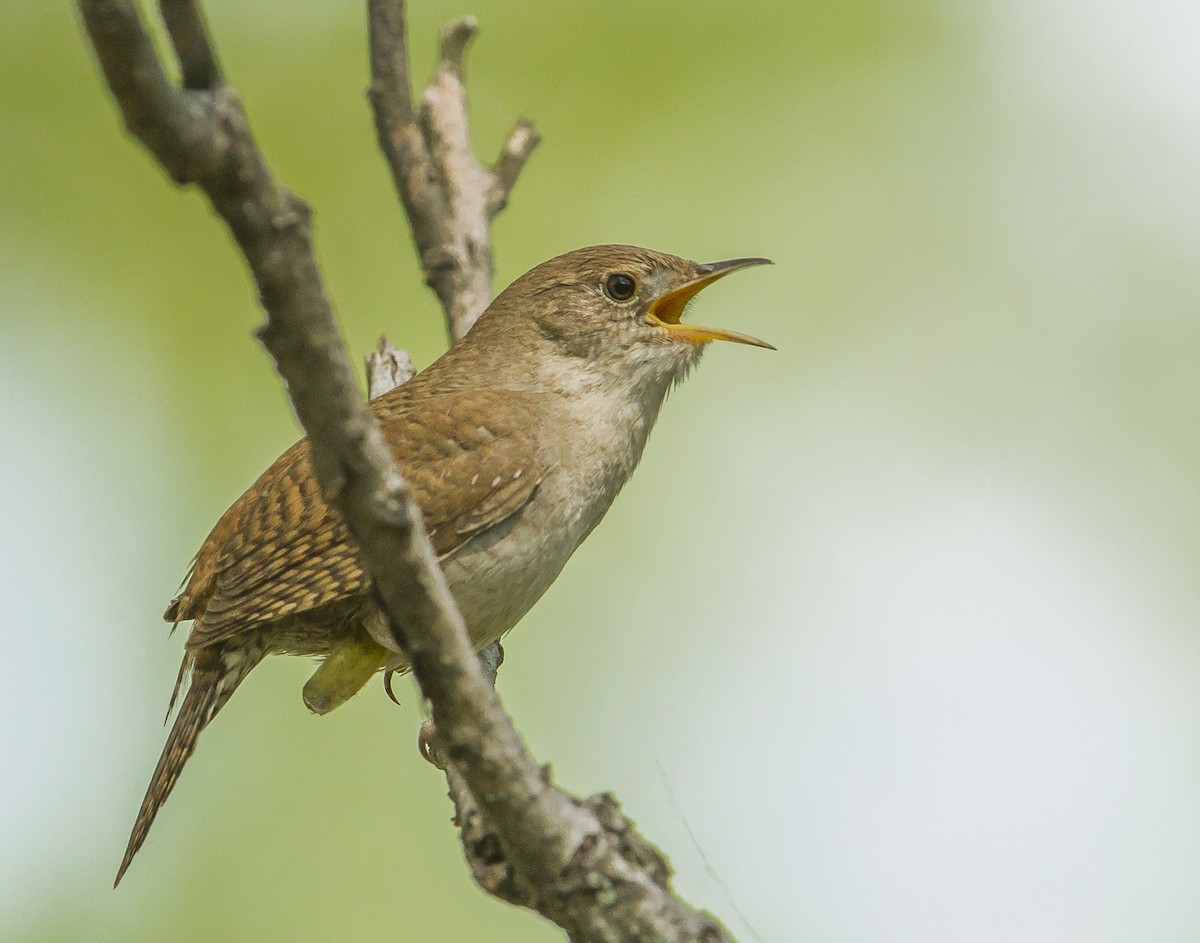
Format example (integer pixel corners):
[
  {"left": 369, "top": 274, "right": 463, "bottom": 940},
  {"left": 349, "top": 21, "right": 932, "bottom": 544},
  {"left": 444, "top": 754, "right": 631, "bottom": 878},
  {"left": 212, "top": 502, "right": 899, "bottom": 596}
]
[{"left": 116, "top": 244, "right": 772, "bottom": 885}]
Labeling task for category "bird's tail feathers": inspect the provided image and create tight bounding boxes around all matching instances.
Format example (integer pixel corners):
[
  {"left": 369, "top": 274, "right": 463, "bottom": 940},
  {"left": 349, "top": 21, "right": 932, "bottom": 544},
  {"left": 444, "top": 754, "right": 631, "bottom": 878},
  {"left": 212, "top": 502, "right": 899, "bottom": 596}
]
[{"left": 115, "top": 642, "right": 264, "bottom": 887}]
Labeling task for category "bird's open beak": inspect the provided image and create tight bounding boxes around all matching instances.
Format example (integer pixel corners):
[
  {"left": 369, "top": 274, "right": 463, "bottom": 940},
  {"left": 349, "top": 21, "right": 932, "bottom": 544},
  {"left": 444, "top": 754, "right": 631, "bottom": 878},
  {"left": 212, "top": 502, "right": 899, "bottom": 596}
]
[{"left": 648, "top": 257, "right": 775, "bottom": 349}]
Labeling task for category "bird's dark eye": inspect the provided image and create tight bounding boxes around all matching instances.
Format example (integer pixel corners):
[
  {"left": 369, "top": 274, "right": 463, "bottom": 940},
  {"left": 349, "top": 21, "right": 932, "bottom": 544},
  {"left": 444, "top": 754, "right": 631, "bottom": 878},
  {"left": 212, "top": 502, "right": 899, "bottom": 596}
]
[{"left": 603, "top": 272, "right": 637, "bottom": 302}]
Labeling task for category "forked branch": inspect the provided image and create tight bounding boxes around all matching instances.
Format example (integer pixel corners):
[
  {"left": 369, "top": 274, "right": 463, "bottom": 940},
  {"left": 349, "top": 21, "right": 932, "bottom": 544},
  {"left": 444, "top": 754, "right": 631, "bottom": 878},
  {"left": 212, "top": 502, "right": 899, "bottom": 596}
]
[{"left": 367, "top": 0, "right": 540, "bottom": 342}]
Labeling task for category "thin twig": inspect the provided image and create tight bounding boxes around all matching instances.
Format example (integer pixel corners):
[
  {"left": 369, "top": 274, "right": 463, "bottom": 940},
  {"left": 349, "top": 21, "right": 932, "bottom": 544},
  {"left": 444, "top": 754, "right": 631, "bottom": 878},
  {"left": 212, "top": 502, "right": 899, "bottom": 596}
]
[
  {"left": 158, "top": 0, "right": 221, "bottom": 90},
  {"left": 365, "top": 335, "right": 416, "bottom": 399},
  {"left": 490, "top": 117, "right": 541, "bottom": 216}
]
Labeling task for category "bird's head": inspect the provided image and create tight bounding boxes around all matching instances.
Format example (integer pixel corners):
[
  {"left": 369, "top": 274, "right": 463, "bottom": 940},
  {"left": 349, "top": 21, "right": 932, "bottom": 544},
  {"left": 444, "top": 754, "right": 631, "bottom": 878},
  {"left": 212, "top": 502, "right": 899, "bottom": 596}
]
[{"left": 472, "top": 244, "right": 773, "bottom": 396}]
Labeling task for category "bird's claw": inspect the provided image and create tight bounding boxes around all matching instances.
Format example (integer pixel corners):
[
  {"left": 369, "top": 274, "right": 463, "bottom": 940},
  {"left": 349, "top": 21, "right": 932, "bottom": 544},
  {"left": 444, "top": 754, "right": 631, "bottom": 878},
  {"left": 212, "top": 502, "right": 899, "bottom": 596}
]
[
  {"left": 383, "top": 668, "right": 401, "bottom": 706},
  {"left": 418, "top": 719, "right": 443, "bottom": 768}
]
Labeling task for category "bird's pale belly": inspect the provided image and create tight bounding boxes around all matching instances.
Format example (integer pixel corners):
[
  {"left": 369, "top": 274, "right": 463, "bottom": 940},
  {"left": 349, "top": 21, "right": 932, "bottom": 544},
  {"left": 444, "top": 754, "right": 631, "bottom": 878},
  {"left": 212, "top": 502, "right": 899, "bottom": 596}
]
[
  {"left": 270, "top": 474, "right": 612, "bottom": 669},
  {"left": 439, "top": 474, "right": 604, "bottom": 651}
]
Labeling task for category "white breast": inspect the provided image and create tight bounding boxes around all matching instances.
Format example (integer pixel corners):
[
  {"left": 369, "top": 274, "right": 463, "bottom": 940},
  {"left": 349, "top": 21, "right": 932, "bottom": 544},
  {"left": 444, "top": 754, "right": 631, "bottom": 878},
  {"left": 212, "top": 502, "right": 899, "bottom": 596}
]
[{"left": 442, "top": 368, "right": 676, "bottom": 648}]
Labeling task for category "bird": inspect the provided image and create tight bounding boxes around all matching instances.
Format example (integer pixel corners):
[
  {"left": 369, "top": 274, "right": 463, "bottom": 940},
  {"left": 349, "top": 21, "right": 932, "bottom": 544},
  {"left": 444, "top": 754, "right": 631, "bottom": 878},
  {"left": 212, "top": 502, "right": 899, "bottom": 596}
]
[{"left": 115, "top": 244, "right": 772, "bottom": 886}]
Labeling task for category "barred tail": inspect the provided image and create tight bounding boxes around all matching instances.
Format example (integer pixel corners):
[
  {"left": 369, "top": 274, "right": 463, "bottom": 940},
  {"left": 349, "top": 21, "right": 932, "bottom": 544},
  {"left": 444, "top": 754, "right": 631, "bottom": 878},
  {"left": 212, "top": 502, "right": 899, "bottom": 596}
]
[{"left": 115, "top": 643, "right": 263, "bottom": 887}]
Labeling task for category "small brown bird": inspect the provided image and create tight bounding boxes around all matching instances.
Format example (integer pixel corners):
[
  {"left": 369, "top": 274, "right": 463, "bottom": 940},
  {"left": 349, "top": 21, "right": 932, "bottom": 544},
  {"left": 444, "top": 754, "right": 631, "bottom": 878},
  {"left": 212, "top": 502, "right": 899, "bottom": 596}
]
[{"left": 116, "top": 244, "right": 772, "bottom": 885}]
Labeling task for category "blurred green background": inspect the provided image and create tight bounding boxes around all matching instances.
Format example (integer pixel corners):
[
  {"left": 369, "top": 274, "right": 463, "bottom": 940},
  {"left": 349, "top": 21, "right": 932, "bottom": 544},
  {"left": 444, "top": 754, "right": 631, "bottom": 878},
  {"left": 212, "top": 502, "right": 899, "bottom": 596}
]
[{"left": 4, "top": 1, "right": 1200, "bottom": 940}]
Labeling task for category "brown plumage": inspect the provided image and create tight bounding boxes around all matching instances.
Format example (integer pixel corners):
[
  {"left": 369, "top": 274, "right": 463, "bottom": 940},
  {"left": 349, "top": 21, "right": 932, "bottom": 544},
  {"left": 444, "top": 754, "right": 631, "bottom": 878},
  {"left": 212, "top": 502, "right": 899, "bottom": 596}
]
[
  {"left": 115, "top": 392, "right": 542, "bottom": 886},
  {"left": 116, "top": 245, "right": 771, "bottom": 886},
  {"left": 117, "top": 643, "right": 264, "bottom": 886}
]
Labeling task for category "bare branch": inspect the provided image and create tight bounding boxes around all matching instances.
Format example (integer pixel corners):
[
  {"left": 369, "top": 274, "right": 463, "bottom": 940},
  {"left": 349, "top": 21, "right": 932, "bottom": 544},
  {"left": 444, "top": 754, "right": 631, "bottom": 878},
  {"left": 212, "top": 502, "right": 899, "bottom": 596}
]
[
  {"left": 438, "top": 15, "right": 477, "bottom": 76},
  {"left": 367, "top": 0, "right": 539, "bottom": 342},
  {"left": 79, "top": 2, "right": 348, "bottom": 507},
  {"left": 159, "top": 0, "right": 221, "bottom": 90},
  {"left": 490, "top": 117, "right": 542, "bottom": 217},
  {"left": 366, "top": 0, "right": 431, "bottom": 195},
  {"left": 78, "top": 0, "right": 215, "bottom": 181},
  {"left": 365, "top": 336, "right": 416, "bottom": 399}
]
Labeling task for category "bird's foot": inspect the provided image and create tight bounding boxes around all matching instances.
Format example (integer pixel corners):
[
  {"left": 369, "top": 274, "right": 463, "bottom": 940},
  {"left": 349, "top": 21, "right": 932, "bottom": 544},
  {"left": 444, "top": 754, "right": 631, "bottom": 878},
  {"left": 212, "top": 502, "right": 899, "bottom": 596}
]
[{"left": 418, "top": 719, "right": 444, "bottom": 768}]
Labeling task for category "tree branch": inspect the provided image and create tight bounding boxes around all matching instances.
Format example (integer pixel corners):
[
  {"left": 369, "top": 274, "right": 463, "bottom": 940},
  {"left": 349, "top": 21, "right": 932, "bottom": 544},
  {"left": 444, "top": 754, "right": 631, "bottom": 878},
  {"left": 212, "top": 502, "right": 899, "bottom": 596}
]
[
  {"left": 158, "top": 0, "right": 221, "bottom": 90},
  {"left": 367, "top": 0, "right": 540, "bottom": 342},
  {"left": 365, "top": 335, "right": 415, "bottom": 399},
  {"left": 80, "top": 1, "right": 738, "bottom": 939}
]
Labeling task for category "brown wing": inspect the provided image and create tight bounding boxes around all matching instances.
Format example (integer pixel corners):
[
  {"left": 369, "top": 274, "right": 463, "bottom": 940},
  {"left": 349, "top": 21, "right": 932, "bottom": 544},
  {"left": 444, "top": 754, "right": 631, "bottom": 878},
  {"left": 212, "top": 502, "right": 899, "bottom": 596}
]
[{"left": 172, "top": 389, "right": 543, "bottom": 646}]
